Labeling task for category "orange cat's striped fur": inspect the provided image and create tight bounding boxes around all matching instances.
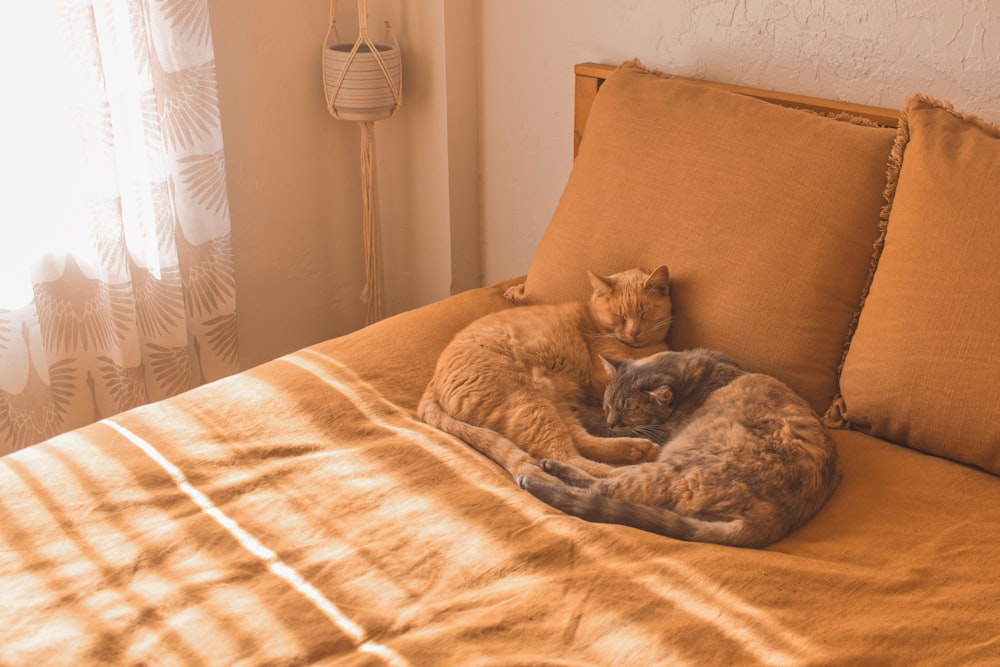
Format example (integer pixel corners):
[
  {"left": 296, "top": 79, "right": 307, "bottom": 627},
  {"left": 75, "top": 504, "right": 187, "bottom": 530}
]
[{"left": 418, "top": 266, "right": 672, "bottom": 480}]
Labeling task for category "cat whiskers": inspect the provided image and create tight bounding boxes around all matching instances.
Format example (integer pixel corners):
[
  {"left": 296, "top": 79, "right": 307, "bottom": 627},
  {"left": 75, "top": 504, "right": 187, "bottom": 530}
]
[
  {"left": 647, "top": 316, "right": 674, "bottom": 334},
  {"left": 631, "top": 424, "right": 666, "bottom": 442}
]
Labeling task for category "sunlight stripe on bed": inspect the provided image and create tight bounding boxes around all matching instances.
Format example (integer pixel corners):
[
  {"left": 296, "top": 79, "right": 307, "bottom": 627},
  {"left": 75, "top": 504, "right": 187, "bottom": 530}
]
[
  {"left": 284, "top": 350, "right": 518, "bottom": 492},
  {"left": 100, "top": 418, "right": 409, "bottom": 667},
  {"left": 288, "top": 349, "right": 820, "bottom": 663}
]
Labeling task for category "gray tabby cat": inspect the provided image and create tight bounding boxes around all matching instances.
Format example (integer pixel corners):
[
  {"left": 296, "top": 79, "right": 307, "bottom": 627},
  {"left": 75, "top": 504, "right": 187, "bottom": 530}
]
[{"left": 518, "top": 348, "right": 842, "bottom": 548}]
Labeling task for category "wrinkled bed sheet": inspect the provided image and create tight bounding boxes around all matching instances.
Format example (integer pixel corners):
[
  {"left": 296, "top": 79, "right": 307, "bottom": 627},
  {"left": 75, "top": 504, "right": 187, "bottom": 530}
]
[{"left": 2, "top": 283, "right": 998, "bottom": 666}]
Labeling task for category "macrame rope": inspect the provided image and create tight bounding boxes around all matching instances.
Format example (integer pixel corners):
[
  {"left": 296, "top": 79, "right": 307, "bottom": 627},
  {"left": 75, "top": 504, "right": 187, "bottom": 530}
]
[
  {"left": 326, "top": 0, "right": 340, "bottom": 44},
  {"left": 323, "top": 0, "right": 401, "bottom": 324},
  {"left": 358, "top": 120, "right": 382, "bottom": 324}
]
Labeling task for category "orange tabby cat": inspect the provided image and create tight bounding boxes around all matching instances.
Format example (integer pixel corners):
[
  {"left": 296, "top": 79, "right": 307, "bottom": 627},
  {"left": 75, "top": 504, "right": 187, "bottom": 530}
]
[
  {"left": 418, "top": 266, "right": 672, "bottom": 480},
  {"left": 519, "top": 348, "right": 842, "bottom": 547}
]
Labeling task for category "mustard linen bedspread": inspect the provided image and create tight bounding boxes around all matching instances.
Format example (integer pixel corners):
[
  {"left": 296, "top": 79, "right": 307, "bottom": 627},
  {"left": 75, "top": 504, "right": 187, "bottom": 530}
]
[{"left": 2, "top": 283, "right": 998, "bottom": 666}]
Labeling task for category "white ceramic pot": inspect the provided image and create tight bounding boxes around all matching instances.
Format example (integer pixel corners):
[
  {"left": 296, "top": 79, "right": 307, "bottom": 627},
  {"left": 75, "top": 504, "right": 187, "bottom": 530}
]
[{"left": 324, "top": 42, "right": 402, "bottom": 121}]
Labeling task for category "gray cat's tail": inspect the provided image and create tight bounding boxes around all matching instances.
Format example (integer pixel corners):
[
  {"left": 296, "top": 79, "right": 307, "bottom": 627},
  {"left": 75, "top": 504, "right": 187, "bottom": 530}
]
[
  {"left": 417, "top": 393, "right": 537, "bottom": 479},
  {"left": 517, "top": 474, "right": 756, "bottom": 547}
]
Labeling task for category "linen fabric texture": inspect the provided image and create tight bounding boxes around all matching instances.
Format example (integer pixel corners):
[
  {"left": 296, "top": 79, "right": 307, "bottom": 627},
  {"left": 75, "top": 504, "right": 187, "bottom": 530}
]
[
  {"left": 838, "top": 95, "right": 1000, "bottom": 474},
  {"left": 518, "top": 63, "right": 896, "bottom": 414}
]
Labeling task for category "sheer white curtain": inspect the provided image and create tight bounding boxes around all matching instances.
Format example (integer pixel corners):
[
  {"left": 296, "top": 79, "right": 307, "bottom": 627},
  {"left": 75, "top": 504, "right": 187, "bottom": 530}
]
[{"left": 0, "top": 0, "right": 238, "bottom": 455}]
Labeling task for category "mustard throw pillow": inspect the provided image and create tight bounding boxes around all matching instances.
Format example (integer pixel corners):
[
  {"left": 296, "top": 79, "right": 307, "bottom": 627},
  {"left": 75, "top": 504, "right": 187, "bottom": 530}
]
[
  {"left": 838, "top": 95, "right": 1000, "bottom": 474},
  {"left": 519, "top": 63, "right": 896, "bottom": 413}
]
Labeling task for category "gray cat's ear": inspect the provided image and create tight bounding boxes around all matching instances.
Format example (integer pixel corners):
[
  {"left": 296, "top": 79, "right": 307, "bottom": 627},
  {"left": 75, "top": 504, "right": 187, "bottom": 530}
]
[
  {"left": 649, "top": 386, "right": 674, "bottom": 406},
  {"left": 600, "top": 355, "right": 623, "bottom": 377},
  {"left": 588, "top": 270, "right": 612, "bottom": 297},
  {"left": 644, "top": 265, "right": 670, "bottom": 295}
]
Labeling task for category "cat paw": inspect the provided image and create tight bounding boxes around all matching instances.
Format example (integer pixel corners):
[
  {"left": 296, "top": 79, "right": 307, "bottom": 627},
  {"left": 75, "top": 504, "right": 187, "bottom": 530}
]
[
  {"left": 540, "top": 458, "right": 566, "bottom": 475},
  {"left": 516, "top": 467, "right": 553, "bottom": 491},
  {"left": 541, "top": 459, "right": 593, "bottom": 487},
  {"left": 626, "top": 438, "right": 660, "bottom": 462},
  {"left": 503, "top": 283, "right": 527, "bottom": 304}
]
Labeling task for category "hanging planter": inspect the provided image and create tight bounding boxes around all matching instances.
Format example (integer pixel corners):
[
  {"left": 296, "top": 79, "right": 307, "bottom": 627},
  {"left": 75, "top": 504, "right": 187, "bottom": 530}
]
[
  {"left": 323, "top": 42, "right": 401, "bottom": 121},
  {"left": 322, "top": 0, "right": 402, "bottom": 324}
]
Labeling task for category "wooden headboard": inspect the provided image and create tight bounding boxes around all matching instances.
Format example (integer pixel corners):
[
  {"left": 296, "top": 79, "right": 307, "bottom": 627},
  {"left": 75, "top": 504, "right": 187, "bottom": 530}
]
[{"left": 573, "top": 62, "right": 899, "bottom": 157}]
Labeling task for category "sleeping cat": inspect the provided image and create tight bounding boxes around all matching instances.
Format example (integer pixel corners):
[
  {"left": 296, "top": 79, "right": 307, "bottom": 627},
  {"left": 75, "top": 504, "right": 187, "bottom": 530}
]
[
  {"left": 418, "top": 266, "right": 672, "bottom": 480},
  {"left": 517, "top": 348, "right": 842, "bottom": 548}
]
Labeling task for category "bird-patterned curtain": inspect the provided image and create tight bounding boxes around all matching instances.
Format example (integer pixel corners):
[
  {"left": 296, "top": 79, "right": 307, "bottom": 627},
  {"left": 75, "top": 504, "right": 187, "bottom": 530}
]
[{"left": 0, "top": 0, "right": 238, "bottom": 455}]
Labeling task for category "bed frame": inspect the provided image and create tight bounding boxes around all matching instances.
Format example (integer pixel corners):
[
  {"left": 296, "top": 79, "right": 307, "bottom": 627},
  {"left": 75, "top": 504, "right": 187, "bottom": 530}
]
[{"left": 573, "top": 62, "right": 900, "bottom": 157}]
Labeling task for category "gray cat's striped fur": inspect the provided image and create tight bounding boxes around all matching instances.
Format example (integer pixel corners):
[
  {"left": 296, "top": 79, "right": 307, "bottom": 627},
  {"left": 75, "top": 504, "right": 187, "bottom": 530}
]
[{"left": 518, "top": 348, "right": 842, "bottom": 548}]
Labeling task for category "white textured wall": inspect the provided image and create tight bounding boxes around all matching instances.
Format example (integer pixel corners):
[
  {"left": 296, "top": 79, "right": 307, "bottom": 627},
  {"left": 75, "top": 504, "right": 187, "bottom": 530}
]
[{"left": 478, "top": 0, "right": 1000, "bottom": 284}]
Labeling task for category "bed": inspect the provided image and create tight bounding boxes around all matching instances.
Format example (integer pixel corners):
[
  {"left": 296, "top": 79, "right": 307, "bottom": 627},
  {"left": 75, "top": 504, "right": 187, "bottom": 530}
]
[{"left": 2, "top": 61, "right": 999, "bottom": 666}]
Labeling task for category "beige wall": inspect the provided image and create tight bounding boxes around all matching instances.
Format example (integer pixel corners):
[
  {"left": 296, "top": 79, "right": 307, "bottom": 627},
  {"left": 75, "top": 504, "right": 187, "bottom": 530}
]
[
  {"left": 209, "top": 0, "right": 365, "bottom": 369},
  {"left": 209, "top": 1, "right": 1000, "bottom": 369},
  {"left": 209, "top": 0, "right": 478, "bottom": 369},
  {"left": 376, "top": 0, "right": 482, "bottom": 316}
]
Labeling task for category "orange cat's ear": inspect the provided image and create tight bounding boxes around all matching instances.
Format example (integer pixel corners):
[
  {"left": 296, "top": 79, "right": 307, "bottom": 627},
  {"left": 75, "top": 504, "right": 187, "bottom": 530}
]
[
  {"left": 588, "top": 270, "right": 612, "bottom": 297},
  {"left": 644, "top": 265, "right": 670, "bottom": 295},
  {"left": 600, "top": 355, "right": 623, "bottom": 377},
  {"left": 649, "top": 386, "right": 674, "bottom": 406}
]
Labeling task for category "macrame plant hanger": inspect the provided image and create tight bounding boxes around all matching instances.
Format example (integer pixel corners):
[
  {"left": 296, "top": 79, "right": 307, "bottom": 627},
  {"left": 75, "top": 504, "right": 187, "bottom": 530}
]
[{"left": 323, "top": 0, "right": 402, "bottom": 324}]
